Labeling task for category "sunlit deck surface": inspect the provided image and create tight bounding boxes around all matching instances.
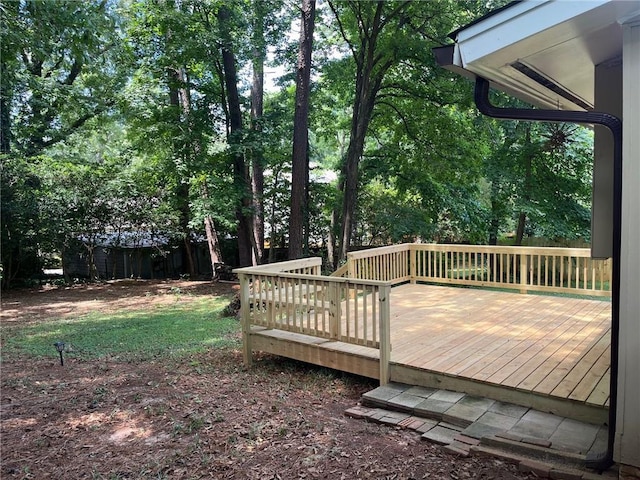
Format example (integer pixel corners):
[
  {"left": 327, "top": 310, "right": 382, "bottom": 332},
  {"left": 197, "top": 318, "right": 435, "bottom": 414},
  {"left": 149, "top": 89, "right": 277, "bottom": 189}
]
[{"left": 251, "top": 283, "right": 611, "bottom": 424}]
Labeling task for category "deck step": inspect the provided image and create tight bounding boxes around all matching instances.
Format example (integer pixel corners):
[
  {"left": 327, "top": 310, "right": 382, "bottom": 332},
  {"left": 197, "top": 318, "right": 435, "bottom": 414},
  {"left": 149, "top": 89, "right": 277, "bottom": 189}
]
[
  {"left": 350, "top": 384, "right": 614, "bottom": 479},
  {"left": 359, "top": 383, "right": 608, "bottom": 459}
]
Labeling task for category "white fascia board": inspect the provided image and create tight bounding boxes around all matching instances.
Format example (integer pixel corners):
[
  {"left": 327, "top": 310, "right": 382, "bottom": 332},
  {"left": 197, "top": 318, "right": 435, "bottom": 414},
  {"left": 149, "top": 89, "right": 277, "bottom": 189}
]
[{"left": 455, "top": 0, "right": 609, "bottom": 67}]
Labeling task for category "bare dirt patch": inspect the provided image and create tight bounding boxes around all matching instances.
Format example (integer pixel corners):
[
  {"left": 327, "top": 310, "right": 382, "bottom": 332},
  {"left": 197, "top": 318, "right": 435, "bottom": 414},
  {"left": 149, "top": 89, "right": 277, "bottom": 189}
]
[{"left": 1, "top": 280, "right": 534, "bottom": 479}]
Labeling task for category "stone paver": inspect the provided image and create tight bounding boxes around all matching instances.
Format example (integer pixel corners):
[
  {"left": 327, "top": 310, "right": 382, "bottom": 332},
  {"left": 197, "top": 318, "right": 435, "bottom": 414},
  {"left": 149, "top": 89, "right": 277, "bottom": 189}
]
[
  {"left": 476, "top": 411, "right": 520, "bottom": 431},
  {"left": 349, "top": 386, "right": 616, "bottom": 480},
  {"left": 549, "top": 418, "right": 600, "bottom": 455},
  {"left": 366, "top": 408, "right": 388, "bottom": 421},
  {"left": 398, "top": 415, "right": 428, "bottom": 430},
  {"left": 587, "top": 426, "right": 608, "bottom": 458},
  {"left": 361, "top": 383, "right": 407, "bottom": 407},
  {"left": 443, "top": 403, "right": 488, "bottom": 427},
  {"left": 453, "top": 434, "right": 480, "bottom": 446},
  {"left": 389, "top": 391, "right": 429, "bottom": 412},
  {"left": 549, "top": 467, "right": 584, "bottom": 480},
  {"left": 421, "top": 425, "right": 460, "bottom": 445},
  {"left": 488, "top": 401, "right": 529, "bottom": 419},
  {"left": 457, "top": 395, "right": 495, "bottom": 410},
  {"left": 438, "top": 421, "right": 464, "bottom": 432},
  {"left": 429, "top": 389, "right": 466, "bottom": 403},
  {"left": 378, "top": 411, "right": 410, "bottom": 426},
  {"left": 519, "top": 459, "right": 552, "bottom": 477},
  {"left": 497, "top": 431, "right": 552, "bottom": 448},
  {"left": 344, "top": 405, "right": 373, "bottom": 419},
  {"left": 522, "top": 436, "right": 552, "bottom": 448},
  {"left": 443, "top": 441, "right": 471, "bottom": 457},
  {"left": 462, "top": 421, "right": 507, "bottom": 440},
  {"left": 414, "top": 398, "right": 454, "bottom": 419},
  {"left": 510, "top": 410, "right": 564, "bottom": 440},
  {"left": 415, "top": 419, "right": 439, "bottom": 433},
  {"left": 404, "top": 386, "right": 437, "bottom": 398}
]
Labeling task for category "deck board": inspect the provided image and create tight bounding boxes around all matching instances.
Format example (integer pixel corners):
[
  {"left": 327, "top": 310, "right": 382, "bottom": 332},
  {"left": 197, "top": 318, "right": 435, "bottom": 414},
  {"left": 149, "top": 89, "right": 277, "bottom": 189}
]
[
  {"left": 495, "top": 302, "right": 604, "bottom": 387},
  {"left": 389, "top": 284, "right": 611, "bottom": 408},
  {"left": 514, "top": 307, "right": 609, "bottom": 391}
]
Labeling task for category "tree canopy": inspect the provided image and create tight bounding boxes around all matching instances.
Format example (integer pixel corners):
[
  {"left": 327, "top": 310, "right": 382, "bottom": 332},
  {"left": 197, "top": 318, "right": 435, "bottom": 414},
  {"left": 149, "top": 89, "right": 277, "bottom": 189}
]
[{"left": 1, "top": 0, "right": 594, "bottom": 288}]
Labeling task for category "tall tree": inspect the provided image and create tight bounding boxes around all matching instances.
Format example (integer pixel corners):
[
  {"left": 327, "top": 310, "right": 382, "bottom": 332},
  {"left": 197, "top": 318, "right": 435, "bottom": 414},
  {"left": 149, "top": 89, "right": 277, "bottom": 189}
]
[
  {"left": 326, "top": 0, "right": 459, "bottom": 265},
  {"left": 217, "top": 4, "right": 255, "bottom": 267},
  {"left": 288, "top": 0, "right": 316, "bottom": 259},
  {"left": 247, "top": 0, "right": 280, "bottom": 265}
]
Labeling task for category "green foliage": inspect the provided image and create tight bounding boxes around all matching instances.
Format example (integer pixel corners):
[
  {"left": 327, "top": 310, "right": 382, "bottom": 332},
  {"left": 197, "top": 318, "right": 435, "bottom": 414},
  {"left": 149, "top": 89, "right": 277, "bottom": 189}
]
[
  {"left": 1, "top": 0, "right": 598, "bottom": 285},
  {"left": 483, "top": 114, "right": 593, "bottom": 243},
  {"left": 0, "top": 154, "right": 42, "bottom": 286},
  {"left": 5, "top": 0, "right": 127, "bottom": 156},
  {"left": 1, "top": 297, "right": 238, "bottom": 361}
]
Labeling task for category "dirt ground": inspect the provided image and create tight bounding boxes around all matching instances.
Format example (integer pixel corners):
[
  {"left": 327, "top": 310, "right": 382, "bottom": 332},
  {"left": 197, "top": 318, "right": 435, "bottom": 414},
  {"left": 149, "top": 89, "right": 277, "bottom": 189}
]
[{"left": 1, "top": 280, "right": 535, "bottom": 479}]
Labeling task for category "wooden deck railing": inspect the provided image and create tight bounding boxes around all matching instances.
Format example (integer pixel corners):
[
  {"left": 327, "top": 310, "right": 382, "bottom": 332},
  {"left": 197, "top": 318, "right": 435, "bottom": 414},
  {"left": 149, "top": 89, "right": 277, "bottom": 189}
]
[
  {"left": 412, "top": 244, "right": 611, "bottom": 296},
  {"left": 235, "top": 258, "right": 391, "bottom": 384},
  {"left": 347, "top": 244, "right": 411, "bottom": 284},
  {"left": 345, "top": 243, "right": 611, "bottom": 297}
]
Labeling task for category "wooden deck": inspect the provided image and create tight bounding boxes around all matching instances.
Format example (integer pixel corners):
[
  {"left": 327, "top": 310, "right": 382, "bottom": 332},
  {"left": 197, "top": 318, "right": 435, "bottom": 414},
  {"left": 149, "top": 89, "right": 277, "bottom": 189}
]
[{"left": 250, "top": 283, "right": 611, "bottom": 424}]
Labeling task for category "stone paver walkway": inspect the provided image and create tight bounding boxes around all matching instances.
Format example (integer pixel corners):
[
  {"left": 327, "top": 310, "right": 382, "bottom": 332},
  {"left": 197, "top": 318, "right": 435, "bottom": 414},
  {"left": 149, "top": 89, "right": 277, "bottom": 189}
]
[{"left": 345, "top": 383, "right": 616, "bottom": 480}]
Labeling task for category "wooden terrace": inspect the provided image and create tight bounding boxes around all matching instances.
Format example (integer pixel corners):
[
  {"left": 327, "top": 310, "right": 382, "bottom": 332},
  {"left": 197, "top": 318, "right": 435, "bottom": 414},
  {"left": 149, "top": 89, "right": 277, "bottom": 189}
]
[{"left": 235, "top": 244, "right": 612, "bottom": 425}]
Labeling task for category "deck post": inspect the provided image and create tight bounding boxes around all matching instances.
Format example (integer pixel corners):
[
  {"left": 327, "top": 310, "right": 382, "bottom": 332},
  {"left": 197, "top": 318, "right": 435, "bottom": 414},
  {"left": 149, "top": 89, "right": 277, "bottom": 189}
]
[
  {"left": 239, "top": 273, "right": 252, "bottom": 366},
  {"left": 378, "top": 284, "right": 391, "bottom": 385}
]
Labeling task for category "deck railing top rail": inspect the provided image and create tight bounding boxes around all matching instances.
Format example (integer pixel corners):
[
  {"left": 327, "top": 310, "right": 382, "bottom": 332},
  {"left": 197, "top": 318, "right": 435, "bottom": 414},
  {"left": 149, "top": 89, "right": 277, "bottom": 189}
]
[
  {"left": 347, "top": 243, "right": 412, "bottom": 259},
  {"left": 235, "top": 257, "right": 323, "bottom": 275}
]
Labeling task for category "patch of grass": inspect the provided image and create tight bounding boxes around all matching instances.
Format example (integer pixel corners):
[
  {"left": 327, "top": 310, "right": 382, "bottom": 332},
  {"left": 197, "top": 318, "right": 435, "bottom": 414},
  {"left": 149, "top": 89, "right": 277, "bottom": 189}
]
[{"left": 1, "top": 297, "right": 239, "bottom": 361}]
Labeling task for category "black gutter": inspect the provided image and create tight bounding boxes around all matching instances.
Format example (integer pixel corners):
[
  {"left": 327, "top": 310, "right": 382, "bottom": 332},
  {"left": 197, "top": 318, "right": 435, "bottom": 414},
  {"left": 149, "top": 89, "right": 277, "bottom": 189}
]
[{"left": 474, "top": 76, "right": 621, "bottom": 473}]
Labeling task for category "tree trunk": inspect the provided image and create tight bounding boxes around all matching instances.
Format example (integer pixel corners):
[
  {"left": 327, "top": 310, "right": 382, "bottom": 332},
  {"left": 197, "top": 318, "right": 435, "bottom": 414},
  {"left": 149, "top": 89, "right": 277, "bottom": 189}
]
[
  {"left": 327, "top": 205, "right": 338, "bottom": 269},
  {"left": 168, "top": 65, "right": 197, "bottom": 278},
  {"left": 219, "top": 5, "right": 254, "bottom": 267},
  {"left": 204, "top": 215, "right": 222, "bottom": 277},
  {"left": 250, "top": 0, "right": 266, "bottom": 264},
  {"left": 0, "top": 68, "right": 11, "bottom": 154},
  {"left": 515, "top": 125, "right": 533, "bottom": 246},
  {"left": 268, "top": 169, "right": 281, "bottom": 263},
  {"left": 85, "top": 244, "right": 98, "bottom": 281},
  {"left": 338, "top": 110, "right": 370, "bottom": 262},
  {"left": 515, "top": 212, "right": 527, "bottom": 246},
  {"left": 288, "top": 0, "right": 316, "bottom": 260},
  {"left": 330, "top": 2, "right": 390, "bottom": 264},
  {"left": 489, "top": 183, "right": 501, "bottom": 245}
]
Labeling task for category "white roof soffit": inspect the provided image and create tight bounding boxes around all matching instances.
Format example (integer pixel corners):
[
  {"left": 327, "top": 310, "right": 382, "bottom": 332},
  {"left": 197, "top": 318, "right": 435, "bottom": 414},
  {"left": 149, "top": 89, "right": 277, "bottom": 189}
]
[{"left": 447, "top": 0, "right": 640, "bottom": 111}]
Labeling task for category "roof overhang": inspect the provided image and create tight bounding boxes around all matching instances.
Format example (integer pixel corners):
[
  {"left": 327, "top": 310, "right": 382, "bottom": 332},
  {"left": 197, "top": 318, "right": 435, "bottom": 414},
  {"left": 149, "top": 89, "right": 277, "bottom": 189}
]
[{"left": 435, "top": 0, "right": 640, "bottom": 111}]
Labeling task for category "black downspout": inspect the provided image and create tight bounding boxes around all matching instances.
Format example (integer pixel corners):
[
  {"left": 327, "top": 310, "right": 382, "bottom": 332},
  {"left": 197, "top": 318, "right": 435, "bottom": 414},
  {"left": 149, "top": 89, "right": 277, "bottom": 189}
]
[{"left": 474, "top": 76, "right": 621, "bottom": 473}]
